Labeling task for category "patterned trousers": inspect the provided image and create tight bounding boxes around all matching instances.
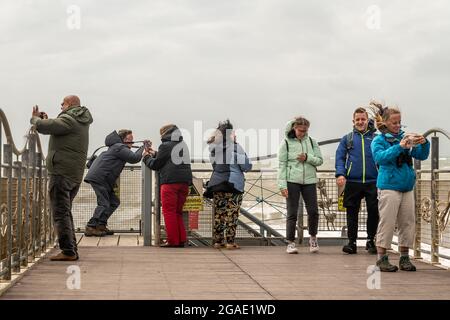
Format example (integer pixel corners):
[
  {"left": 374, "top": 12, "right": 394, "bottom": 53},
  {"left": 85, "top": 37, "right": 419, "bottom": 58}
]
[{"left": 213, "top": 192, "right": 243, "bottom": 244}]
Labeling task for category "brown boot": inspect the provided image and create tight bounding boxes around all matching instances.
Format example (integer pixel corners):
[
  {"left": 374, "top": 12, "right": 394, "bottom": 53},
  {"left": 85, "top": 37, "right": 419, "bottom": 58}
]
[
  {"left": 97, "top": 225, "right": 114, "bottom": 235},
  {"left": 84, "top": 226, "right": 106, "bottom": 237},
  {"left": 50, "top": 252, "right": 78, "bottom": 261}
]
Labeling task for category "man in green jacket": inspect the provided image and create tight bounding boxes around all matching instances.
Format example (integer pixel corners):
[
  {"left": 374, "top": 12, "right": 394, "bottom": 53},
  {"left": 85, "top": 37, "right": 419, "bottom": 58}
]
[{"left": 31, "top": 95, "right": 93, "bottom": 261}]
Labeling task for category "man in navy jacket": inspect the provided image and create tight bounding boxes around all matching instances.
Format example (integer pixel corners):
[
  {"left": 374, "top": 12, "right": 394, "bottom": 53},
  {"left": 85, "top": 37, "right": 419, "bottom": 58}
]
[
  {"left": 335, "top": 107, "right": 379, "bottom": 254},
  {"left": 84, "top": 130, "right": 146, "bottom": 236}
]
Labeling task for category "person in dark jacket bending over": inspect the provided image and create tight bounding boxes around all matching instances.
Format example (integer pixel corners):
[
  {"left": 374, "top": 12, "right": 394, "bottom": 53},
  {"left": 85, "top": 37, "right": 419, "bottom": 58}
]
[
  {"left": 84, "top": 130, "right": 148, "bottom": 236},
  {"left": 335, "top": 107, "right": 379, "bottom": 254},
  {"left": 204, "top": 120, "right": 252, "bottom": 249},
  {"left": 143, "top": 124, "right": 193, "bottom": 247},
  {"left": 30, "top": 95, "right": 93, "bottom": 261}
]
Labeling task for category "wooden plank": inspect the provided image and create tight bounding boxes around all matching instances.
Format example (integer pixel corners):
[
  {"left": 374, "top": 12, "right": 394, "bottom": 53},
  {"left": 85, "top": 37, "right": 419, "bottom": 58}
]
[
  {"left": 118, "top": 235, "right": 139, "bottom": 246},
  {"left": 98, "top": 236, "right": 120, "bottom": 246},
  {"left": 78, "top": 236, "right": 100, "bottom": 247}
]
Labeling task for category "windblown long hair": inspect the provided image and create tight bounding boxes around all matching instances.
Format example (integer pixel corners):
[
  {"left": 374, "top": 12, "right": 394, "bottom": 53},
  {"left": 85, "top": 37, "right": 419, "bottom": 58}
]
[{"left": 367, "top": 101, "right": 401, "bottom": 133}]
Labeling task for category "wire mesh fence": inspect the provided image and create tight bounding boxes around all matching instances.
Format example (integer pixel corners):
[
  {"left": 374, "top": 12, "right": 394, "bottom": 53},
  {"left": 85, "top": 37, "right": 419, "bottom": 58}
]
[{"left": 72, "top": 166, "right": 142, "bottom": 233}]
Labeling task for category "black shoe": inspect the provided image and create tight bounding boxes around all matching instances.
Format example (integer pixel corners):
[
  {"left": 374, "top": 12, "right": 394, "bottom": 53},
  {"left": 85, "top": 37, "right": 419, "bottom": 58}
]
[
  {"left": 365, "top": 240, "right": 377, "bottom": 254},
  {"left": 342, "top": 241, "right": 357, "bottom": 254}
]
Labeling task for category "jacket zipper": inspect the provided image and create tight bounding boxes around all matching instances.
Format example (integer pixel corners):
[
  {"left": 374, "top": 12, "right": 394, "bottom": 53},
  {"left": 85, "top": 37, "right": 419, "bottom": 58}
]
[
  {"left": 347, "top": 162, "right": 353, "bottom": 176},
  {"left": 301, "top": 138, "right": 305, "bottom": 183},
  {"left": 361, "top": 132, "right": 366, "bottom": 184}
]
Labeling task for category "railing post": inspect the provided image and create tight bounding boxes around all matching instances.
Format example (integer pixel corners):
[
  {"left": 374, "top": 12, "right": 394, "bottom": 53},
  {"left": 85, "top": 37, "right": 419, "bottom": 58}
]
[
  {"left": 42, "top": 168, "right": 49, "bottom": 249},
  {"left": 29, "top": 134, "right": 37, "bottom": 259},
  {"left": 141, "top": 163, "right": 152, "bottom": 246},
  {"left": 21, "top": 149, "right": 30, "bottom": 267},
  {"left": 13, "top": 160, "right": 22, "bottom": 273},
  {"left": 35, "top": 152, "right": 43, "bottom": 255},
  {"left": 1, "top": 143, "right": 13, "bottom": 280},
  {"left": 154, "top": 173, "right": 161, "bottom": 246},
  {"left": 413, "top": 159, "right": 422, "bottom": 259},
  {"left": 430, "top": 136, "right": 439, "bottom": 264}
]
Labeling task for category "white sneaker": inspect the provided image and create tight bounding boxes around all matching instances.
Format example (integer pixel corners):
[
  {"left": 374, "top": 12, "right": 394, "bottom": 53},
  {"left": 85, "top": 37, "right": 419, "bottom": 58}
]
[
  {"left": 309, "top": 238, "right": 319, "bottom": 253},
  {"left": 286, "top": 242, "right": 298, "bottom": 254}
]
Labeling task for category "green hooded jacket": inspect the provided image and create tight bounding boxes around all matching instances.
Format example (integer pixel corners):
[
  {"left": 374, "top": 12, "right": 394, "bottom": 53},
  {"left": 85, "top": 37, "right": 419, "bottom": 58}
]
[
  {"left": 30, "top": 105, "right": 93, "bottom": 184},
  {"left": 278, "top": 119, "right": 323, "bottom": 190}
]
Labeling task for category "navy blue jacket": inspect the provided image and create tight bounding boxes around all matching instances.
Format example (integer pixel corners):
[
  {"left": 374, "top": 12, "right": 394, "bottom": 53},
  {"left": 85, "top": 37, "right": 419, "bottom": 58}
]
[
  {"left": 335, "top": 129, "right": 378, "bottom": 183},
  {"left": 84, "top": 131, "right": 144, "bottom": 188}
]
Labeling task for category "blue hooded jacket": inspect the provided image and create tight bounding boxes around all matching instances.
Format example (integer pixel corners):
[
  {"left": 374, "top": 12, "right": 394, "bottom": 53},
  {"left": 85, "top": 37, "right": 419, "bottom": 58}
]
[
  {"left": 371, "top": 131, "right": 430, "bottom": 192},
  {"left": 335, "top": 128, "right": 378, "bottom": 183}
]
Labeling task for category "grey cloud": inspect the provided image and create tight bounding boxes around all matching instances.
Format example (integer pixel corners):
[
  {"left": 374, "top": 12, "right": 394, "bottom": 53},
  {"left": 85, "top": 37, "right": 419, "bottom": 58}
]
[{"left": 1, "top": 0, "right": 449, "bottom": 158}]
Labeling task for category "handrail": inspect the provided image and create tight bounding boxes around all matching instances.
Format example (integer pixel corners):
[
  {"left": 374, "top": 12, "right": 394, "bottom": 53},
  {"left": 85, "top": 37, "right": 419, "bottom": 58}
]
[
  {"left": 0, "top": 108, "right": 50, "bottom": 283},
  {"left": 423, "top": 128, "right": 450, "bottom": 140},
  {"left": 0, "top": 108, "right": 45, "bottom": 158}
]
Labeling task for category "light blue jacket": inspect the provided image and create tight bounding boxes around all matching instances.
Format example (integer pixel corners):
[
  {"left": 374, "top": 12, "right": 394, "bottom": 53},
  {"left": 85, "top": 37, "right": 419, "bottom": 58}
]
[{"left": 371, "top": 131, "right": 430, "bottom": 192}]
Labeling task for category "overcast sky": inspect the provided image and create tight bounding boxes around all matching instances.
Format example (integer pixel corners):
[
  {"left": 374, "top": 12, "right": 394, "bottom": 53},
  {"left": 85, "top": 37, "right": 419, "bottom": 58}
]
[{"left": 1, "top": 0, "right": 449, "bottom": 158}]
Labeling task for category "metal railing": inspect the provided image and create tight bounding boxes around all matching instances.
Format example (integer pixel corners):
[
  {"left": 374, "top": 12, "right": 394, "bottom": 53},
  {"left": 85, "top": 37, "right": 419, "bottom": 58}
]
[
  {"left": 412, "top": 128, "right": 450, "bottom": 264},
  {"left": 0, "top": 109, "right": 50, "bottom": 281},
  {"left": 66, "top": 127, "right": 450, "bottom": 265},
  {"left": 72, "top": 166, "right": 143, "bottom": 233}
]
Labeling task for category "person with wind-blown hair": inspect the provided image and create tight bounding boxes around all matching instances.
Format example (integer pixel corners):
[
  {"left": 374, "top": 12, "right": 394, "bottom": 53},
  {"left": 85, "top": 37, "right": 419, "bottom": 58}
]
[
  {"left": 204, "top": 120, "right": 252, "bottom": 250},
  {"left": 369, "top": 102, "right": 429, "bottom": 272}
]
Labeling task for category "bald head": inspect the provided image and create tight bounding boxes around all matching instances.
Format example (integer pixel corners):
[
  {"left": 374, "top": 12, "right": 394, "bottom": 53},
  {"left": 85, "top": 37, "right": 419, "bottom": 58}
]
[{"left": 61, "top": 95, "right": 81, "bottom": 111}]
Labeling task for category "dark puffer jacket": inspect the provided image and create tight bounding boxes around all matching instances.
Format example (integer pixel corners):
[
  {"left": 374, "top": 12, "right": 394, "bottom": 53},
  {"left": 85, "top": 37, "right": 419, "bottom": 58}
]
[
  {"left": 143, "top": 126, "right": 192, "bottom": 185},
  {"left": 84, "top": 131, "right": 144, "bottom": 188}
]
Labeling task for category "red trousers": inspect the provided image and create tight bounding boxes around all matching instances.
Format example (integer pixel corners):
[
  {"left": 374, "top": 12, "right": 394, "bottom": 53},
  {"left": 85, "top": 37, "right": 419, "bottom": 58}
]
[{"left": 161, "top": 183, "right": 189, "bottom": 245}]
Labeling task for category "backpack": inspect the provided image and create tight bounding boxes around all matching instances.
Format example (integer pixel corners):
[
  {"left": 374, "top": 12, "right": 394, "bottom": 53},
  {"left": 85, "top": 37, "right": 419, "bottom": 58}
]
[{"left": 345, "top": 127, "right": 377, "bottom": 150}]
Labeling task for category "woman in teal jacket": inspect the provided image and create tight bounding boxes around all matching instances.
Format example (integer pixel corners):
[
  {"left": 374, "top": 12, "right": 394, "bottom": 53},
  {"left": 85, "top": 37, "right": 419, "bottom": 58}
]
[
  {"left": 370, "top": 104, "right": 430, "bottom": 272},
  {"left": 278, "top": 116, "right": 323, "bottom": 254}
]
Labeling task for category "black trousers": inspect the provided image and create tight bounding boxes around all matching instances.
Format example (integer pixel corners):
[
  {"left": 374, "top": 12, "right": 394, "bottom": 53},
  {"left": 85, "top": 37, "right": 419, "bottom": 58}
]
[
  {"left": 343, "top": 182, "right": 379, "bottom": 242},
  {"left": 87, "top": 182, "right": 120, "bottom": 227},
  {"left": 286, "top": 182, "right": 319, "bottom": 241},
  {"left": 49, "top": 175, "right": 80, "bottom": 257}
]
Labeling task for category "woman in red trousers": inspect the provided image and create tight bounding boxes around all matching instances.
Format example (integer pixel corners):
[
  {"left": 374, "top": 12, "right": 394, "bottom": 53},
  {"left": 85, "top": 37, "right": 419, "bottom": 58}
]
[{"left": 143, "top": 124, "right": 193, "bottom": 247}]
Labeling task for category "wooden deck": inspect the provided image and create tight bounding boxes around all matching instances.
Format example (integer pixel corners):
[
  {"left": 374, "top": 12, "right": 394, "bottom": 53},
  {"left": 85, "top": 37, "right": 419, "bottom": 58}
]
[
  {"left": 76, "top": 234, "right": 143, "bottom": 247},
  {"left": 1, "top": 243, "right": 449, "bottom": 300}
]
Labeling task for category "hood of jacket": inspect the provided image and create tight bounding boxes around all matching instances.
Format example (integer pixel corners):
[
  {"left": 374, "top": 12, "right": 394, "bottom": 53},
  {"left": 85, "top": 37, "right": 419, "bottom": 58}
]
[
  {"left": 62, "top": 105, "right": 93, "bottom": 125},
  {"left": 284, "top": 119, "right": 310, "bottom": 141},
  {"left": 105, "top": 131, "right": 123, "bottom": 147}
]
